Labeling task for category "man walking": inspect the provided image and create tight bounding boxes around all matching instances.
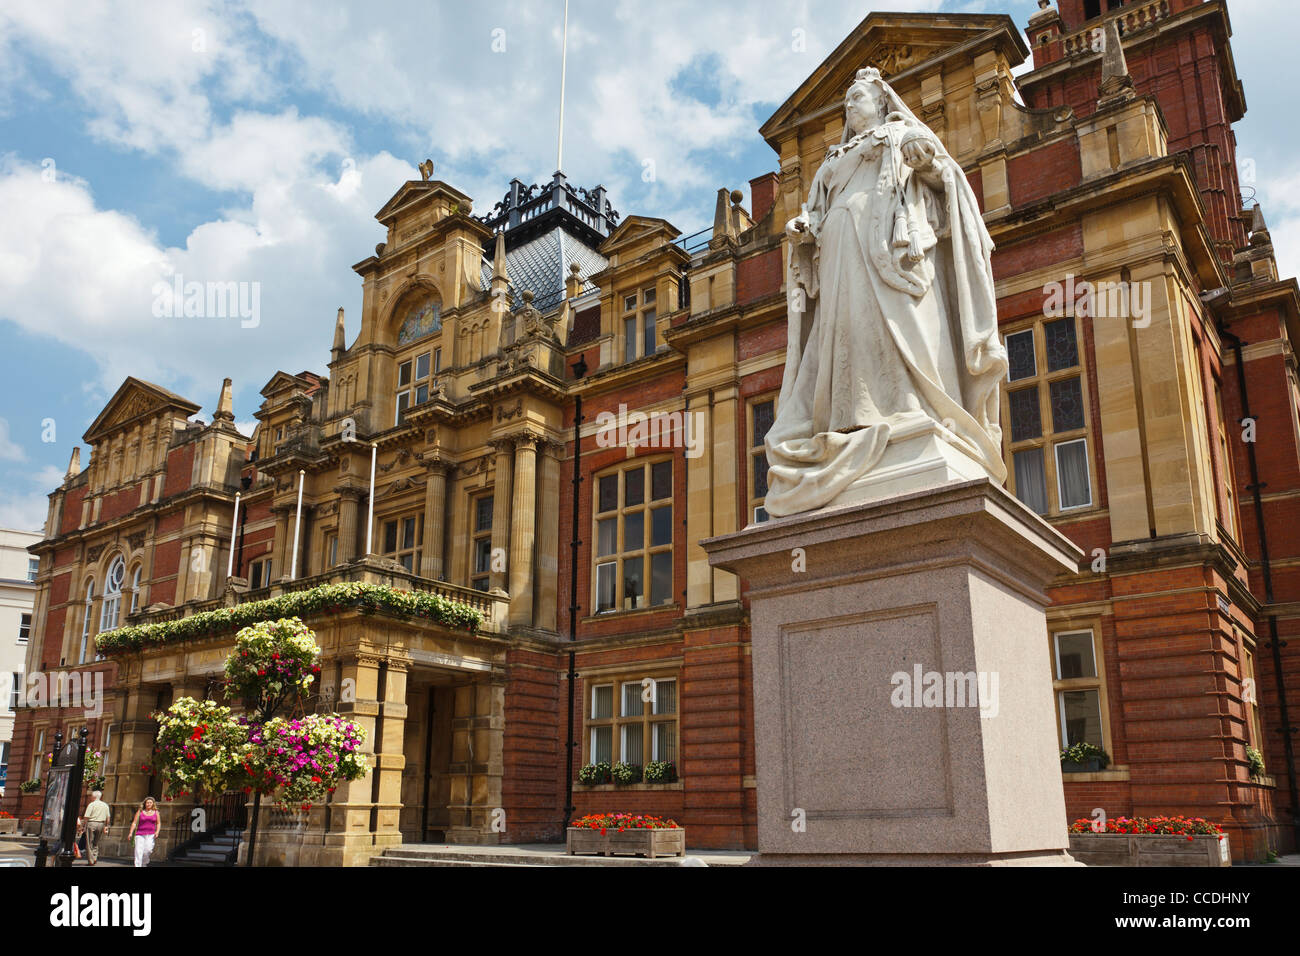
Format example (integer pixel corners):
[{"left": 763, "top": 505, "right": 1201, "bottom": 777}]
[{"left": 82, "top": 791, "right": 111, "bottom": 865}]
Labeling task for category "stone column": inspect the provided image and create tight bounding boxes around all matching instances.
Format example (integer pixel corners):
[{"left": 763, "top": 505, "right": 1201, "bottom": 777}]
[
  {"left": 489, "top": 439, "right": 514, "bottom": 593},
  {"left": 108, "top": 683, "right": 158, "bottom": 858},
  {"left": 334, "top": 487, "right": 362, "bottom": 563},
  {"left": 314, "top": 653, "right": 382, "bottom": 867},
  {"left": 373, "top": 659, "right": 409, "bottom": 852},
  {"left": 420, "top": 462, "right": 449, "bottom": 579},
  {"left": 509, "top": 435, "right": 538, "bottom": 627},
  {"left": 270, "top": 506, "right": 291, "bottom": 581},
  {"left": 533, "top": 441, "right": 562, "bottom": 631}
]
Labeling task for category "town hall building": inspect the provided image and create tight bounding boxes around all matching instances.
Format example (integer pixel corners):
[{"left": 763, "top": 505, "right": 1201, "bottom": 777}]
[{"left": 5, "top": 1, "right": 1297, "bottom": 864}]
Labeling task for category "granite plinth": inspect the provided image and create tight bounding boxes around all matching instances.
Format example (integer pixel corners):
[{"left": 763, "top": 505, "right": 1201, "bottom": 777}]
[{"left": 704, "top": 479, "right": 1083, "bottom": 866}]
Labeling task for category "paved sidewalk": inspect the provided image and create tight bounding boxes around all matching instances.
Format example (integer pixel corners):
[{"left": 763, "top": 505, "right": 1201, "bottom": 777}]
[{"left": 0, "top": 835, "right": 133, "bottom": 868}]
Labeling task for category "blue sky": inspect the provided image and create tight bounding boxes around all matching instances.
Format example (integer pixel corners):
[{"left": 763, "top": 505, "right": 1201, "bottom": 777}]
[{"left": 0, "top": 0, "right": 1295, "bottom": 532}]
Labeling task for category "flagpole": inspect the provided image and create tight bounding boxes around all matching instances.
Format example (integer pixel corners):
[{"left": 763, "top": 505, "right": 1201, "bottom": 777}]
[
  {"left": 227, "top": 492, "right": 241, "bottom": 578},
  {"left": 556, "top": 0, "right": 569, "bottom": 172},
  {"left": 290, "top": 470, "right": 304, "bottom": 579},
  {"left": 365, "top": 442, "right": 378, "bottom": 555}
]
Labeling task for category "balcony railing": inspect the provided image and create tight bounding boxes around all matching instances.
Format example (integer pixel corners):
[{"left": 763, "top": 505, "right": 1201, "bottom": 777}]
[{"left": 1061, "top": 0, "right": 1171, "bottom": 58}]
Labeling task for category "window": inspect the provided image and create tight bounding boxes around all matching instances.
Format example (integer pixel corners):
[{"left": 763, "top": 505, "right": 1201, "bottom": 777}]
[
  {"left": 26, "top": 557, "right": 38, "bottom": 583},
  {"left": 18, "top": 613, "right": 31, "bottom": 644},
  {"left": 79, "top": 580, "right": 94, "bottom": 664},
  {"left": 586, "top": 676, "right": 678, "bottom": 771},
  {"left": 7, "top": 673, "right": 18, "bottom": 711},
  {"left": 326, "top": 534, "right": 338, "bottom": 569},
  {"left": 470, "top": 494, "right": 494, "bottom": 591},
  {"left": 1243, "top": 646, "right": 1264, "bottom": 752},
  {"left": 396, "top": 349, "right": 439, "bottom": 424},
  {"left": 1002, "top": 317, "right": 1094, "bottom": 515},
  {"left": 99, "top": 555, "right": 125, "bottom": 635},
  {"left": 380, "top": 512, "right": 423, "bottom": 572},
  {"left": 749, "top": 397, "right": 777, "bottom": 523},
  {"left": 621, "top": 286, "right": 659, "bottom": 364},
  {"left": 248, "top": 558, "right": 272, "bottom": 590},
  {"left": 594, "top": 459, "right": 673, "bottom": 612},
  {"left": 129, "top": 566, "right": 142, "bottom": 614},
  {"left": 0, "top": 740, "right": 8, "bottom": 788},
  {"left": 1214, "top": 383, "right": 1238, "bottom": 539},
  {"left": 1051, "top": 629, "right": 1108, "bottom": 770},
  {"left": 31, "top": 729, "right": 44, "bottom": 780}
]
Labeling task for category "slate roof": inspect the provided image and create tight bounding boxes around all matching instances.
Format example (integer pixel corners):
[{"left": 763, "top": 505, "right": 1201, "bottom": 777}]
[{"left": 479, "top": 225, "right": 606, "bottom": 313}]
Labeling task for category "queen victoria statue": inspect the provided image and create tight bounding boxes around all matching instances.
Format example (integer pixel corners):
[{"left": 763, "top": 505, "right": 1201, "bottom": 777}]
[{"left": 764, "top": 67, "right": 1008, "bottom": 517}]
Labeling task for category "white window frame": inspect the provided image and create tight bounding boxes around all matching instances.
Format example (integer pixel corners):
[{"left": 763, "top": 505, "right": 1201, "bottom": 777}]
[
  {"left": 79, "top": 579, "right": 94, "bottom": 664},
  {"left": 18, "top": 613, "right": 31, "bottom": 644},
  {"left": 100, "top": 555, "right": 125, "bottom": 636},
  {"left": 1054, "top": 437, "right": 1094, "bottom": 511},
  {"left": 26, "top": 558, "right": 38, "bottom": 583},
  {"left": 129, "top": 566, "right": 142, "bottom": 614}
]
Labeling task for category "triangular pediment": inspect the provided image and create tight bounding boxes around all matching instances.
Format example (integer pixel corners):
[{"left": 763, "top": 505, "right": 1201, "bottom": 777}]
[
  {"left": 83, "top": 377, "right": 199, "bottom": 443},
  {"left": 759, "top": 12, "right": 1028, "bottom": 149},
  {"left": 375, "top": 179, "right": 474, "bottom": 228},
  {"left": 599, "top": 216, "right": 680, "bottom": 258},
  {"left": 259, "top": 371, "right": 321, "bottom": 400}
]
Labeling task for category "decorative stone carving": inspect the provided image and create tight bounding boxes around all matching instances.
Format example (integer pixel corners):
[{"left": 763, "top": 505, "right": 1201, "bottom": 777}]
[
  {"left": 496, "top": 399, "right": 523, "bottom": 423},
  {"left": 767, "top": 67, "right": 1007, "bottom": 516},
  {"left": 85, "top": 544, "right": 107, "bottom": 563},
  {"left": 126, "top": 531, "right": 147, "bottom": 550},
  {"left": 866, "top": 43, "right": 919, "bottom": 76}
]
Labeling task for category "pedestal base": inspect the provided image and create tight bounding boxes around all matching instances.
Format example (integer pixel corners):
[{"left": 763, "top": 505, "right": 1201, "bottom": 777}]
[
  {"left": 705, "top": 479, "right": 1083, "bottom": 866},
  {"left": 835, "top": 418, "right": 993, "bottom": 509}
]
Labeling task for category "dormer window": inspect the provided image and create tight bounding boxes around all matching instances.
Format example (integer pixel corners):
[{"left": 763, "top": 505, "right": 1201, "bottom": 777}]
[{"left": 396, "top": 348, "right": 442, "bottom": 425}]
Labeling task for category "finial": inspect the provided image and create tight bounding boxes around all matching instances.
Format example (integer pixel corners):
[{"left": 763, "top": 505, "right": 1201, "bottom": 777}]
[
  {"left": 418, "top": 159, "right": 434, "bottom": 181},
  {"left": 66, "top": 446, "right": 81, "bottom": 480},
  {"left": 213, "top": 377, "right": 235, "bottom": 422},
  {"left": 333, "top": 307, "right": 347, "bottom": 353}
]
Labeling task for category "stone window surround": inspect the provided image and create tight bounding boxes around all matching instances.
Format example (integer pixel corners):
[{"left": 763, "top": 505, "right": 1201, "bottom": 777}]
[{"left": 583, "top": 671, "right": 680, "bottom": 774}]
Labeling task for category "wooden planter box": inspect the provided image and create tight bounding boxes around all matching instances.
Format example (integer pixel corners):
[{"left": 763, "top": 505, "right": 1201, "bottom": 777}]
[
  {"left": 567, "top": 826, "right": 685, "bottom": 859},
  {"left": 20, "top": 820, "right": 42, "bottom": 836},
  {"left": 0, "top": 818, "right": 17, "bottom": 834},
  {"left": 1069, "top": 833, "right": 1231, "bottom": 867}
]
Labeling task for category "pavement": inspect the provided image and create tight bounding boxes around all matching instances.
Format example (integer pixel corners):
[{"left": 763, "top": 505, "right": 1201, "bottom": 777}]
[{"left": 0, "top": 834, "right": 133, "bottom": 868}]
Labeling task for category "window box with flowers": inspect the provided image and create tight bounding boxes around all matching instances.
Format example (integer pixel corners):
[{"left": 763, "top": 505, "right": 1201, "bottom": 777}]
[
  {"left": 566, "top": 813, "right": 685, "bottom": 859},
  {"left": 1060, "top": 742, "right": 1110, "bottom": 774},
  {"left": 1067, "top": 815, "right": 1231, "bottom": 866}
]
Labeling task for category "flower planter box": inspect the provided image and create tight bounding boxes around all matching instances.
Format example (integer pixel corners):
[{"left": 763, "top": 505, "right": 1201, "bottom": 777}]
[
  {"left": 20, "top": 820, "right": 42, "bottom": 836},
  {"left": 0, "top": 818, "right": 17, "bottom": 834},
  {"left": 566, "top": 826, "right": 685, "bottom": 859},
  {"left": 1069, "top": 833, "right": 1231, "bottom": 867},
  {"left": 1061, "top": 758, "right": 1104, "bottom": 773}
]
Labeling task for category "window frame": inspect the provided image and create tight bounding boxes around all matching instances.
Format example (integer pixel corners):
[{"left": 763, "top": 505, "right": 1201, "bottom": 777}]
[
  {"left": 583, "top": 673, "right": 679, "bottom": 774},
  {"left": 469, "top": 493, "right": 494, "bottom": 591},
  {"left": 378, "top": 510, "right": 423, "bottom": 573},
  {"left": 592, "top": 458, "right": 674, "bottom": 614},
  {"left": 620, "top": 286, "right": 659, "bottom": 364},
  {"left": 1001, "top": 315, "right": 1097, "bottom": 517},
  {"left": 79, "top": 579, "right": 94, "bottom": 664},
  {"left": 748, "top": 394, "right": 778, "bottom": 524},
  {"left": 395, "top": 347, "right": 439, "bottom": 425},
  {"left": 1048, "top": 626, "right": 1114, "bottom": 768},
  {"left": 18, "top": 613, "right": 31, "bottom": 645}
]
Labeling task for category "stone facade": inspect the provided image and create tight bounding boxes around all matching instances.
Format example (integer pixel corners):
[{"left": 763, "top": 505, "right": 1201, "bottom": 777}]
[{"left": 4, "top": 3, "right": 1297, "bottom": 864}]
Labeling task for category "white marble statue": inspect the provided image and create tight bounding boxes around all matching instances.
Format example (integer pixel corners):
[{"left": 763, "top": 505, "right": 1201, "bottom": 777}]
[{"left": 764, "top": 67, "right": 1008, "bottom": 517}]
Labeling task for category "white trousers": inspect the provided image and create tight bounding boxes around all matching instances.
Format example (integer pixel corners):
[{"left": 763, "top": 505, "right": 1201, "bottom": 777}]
[{"left": 133, "top": 834, "right": 155, "bottom": 867}]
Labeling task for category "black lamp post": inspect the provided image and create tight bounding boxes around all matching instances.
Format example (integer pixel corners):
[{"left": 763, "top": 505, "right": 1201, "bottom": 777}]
[{"left": 562, "top": 354, "right": 588, "bottom": 832}]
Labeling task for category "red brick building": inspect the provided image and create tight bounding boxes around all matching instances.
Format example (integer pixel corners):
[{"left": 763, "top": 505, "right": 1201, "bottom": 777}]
[{"left": 6, "top": 2, "right": 1296, "bottom": 863}]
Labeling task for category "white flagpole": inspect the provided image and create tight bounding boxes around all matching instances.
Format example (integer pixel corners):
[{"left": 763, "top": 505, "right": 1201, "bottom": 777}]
[
  {"left": 290, "top": 470, "right": 305, "bottom": 580},
  {"left": 556, "top": 0, "right": 569, "bottom": 172},
  {"left": 227, "top": 492, "right": 241, "bottom": 578},
  {"left": 365, "top": 442, "right": 378, "bottom": 555}
]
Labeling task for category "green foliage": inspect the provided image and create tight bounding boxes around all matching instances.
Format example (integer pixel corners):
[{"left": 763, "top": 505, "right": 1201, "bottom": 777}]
[
  {"left": 1246, "top": 746, "right": 1266, "bottom": 779},
  {"left": 95, "top": 582, "right": 483, "bottom": 655},
  {"left": 578, "top": 762, "right": 611, "bottom": 786},
  {"left": 611, "top": 761, "right": 642, "bottom": 785},
  {"left": 18, "top": 779, "right": 40, "bottom": 794},
  {"left": 643, "top": 760, "right": 677, "bottom": 784},
  {"left": 1059, "top": 742, "right": 1110, "bottom": 769}
]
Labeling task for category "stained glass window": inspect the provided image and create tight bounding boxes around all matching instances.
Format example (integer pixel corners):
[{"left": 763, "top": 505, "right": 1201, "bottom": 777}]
[
  {"left": 1044, "top": 318, "right": 1078, "bottom": 372},
  {"left": 1006, "top": 329, "right": 1036, "bottom": 381},
  {"left": 1009, "top": 387, "right": 1042, "bottom": 443},
  {"left": 1050, "top": 377, "right": 1085, "bottom": 432}
]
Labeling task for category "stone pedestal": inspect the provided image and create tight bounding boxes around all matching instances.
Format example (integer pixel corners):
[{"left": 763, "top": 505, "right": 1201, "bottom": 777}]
[{"left": 704, "top": 479, "right": 1082, "bottom": 865}]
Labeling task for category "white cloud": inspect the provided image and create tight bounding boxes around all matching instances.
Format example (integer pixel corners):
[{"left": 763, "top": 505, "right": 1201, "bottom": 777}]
[{"left": 0, "top": 417, "right": 27, "bottom": 462}]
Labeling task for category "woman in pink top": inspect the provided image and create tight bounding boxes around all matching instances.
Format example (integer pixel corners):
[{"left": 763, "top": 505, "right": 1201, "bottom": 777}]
[{"left": 127, "top": 796, "right": 161, "bottom": 867}]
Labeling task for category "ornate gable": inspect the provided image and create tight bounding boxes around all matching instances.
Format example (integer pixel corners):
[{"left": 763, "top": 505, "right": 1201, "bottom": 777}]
[
  {"left": 758, "top": 12, "right": 1029, "bottom": 149},
  {"left": 83, "top": 377, "right": 199, "bottom": 443}
]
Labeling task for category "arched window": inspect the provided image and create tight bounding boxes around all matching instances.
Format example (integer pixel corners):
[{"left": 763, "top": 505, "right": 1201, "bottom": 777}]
[
  {"left": 129, "top": 566, "right": 142, "bottom": 614},
  {"left": 100, "top": 556, "right": 125, "bottom": 634},
  {"left": 79, "top": 579, "right": 94, "bottom": 663}
]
